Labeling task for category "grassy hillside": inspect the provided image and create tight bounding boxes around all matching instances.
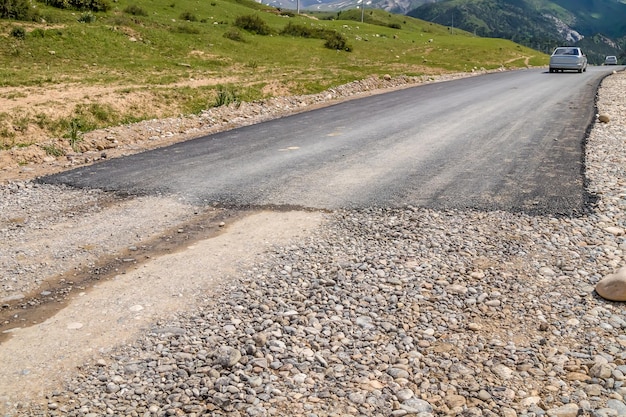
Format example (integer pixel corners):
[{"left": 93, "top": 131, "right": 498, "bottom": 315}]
[
  {"left": 0, "top": 0, "right": 545, "bottom": 151},
  {"left": 408, "top": 0, "right": 566, "bottom": 52},
  {"left": 407, "top": 0, "right": 626, "bottom": 61}
]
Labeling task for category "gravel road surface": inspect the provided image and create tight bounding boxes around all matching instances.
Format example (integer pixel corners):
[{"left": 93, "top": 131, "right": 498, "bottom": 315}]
[{"left": 0, "top": 70, "right": 625, "bottom": 417}]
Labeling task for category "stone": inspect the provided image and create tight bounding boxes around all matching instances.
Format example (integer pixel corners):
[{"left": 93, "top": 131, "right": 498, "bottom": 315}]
[
  {"left": 546, "top": 403, "right": 579, "bottom": 417},
  {"left": 590, "top": 363, "right": 613, "bottom": 379},
  {"left": 585, "top": 384, "right": 602, "bottom": 396},
  {"left": 566, "top": 372, "right": 590, "bottom": 381},
  {"left": 444, "top": 394, "right": 466, "bottom": 409},
  {"left": 477, "top": 390, "right": 491, "bottom": 401},
  {"left": 604, "top": 226, "right": 624, "bottom": 236},
  {"left": 400, "top": 398, "right": 433, "bottom": 414},
  {"left": 492, "top": 364, "right": 514, "bottom": 379},
  {"left": 596, "top": 267, "right": 626, "bottom": 301},
  {"left": 396, "top": 389, "right": 414, "bottom": 401},
  {"left": 607, "top": 399, "right": 626, "bottom": 415},
  {"left": 215, "top": 346, "right": 242, "bottom": 367},
  {"left": 599, "top": 114, "right": 610, "bottom": 123},
  {"left": 502, "top": 408, "right": 517, "bottom": 417},
  {"left": 520, "top": 396, "right": 541, "bottom": 407}
]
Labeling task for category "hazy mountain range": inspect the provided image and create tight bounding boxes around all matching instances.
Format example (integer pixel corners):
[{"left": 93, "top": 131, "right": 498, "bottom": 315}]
[{"left": 259, "top": 0, "right": 626, "bottom": 64}]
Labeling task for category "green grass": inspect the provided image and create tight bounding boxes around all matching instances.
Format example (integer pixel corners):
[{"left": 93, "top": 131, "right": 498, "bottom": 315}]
[{"left": 0, "top": 0, "right": 547, "bottom": 149}]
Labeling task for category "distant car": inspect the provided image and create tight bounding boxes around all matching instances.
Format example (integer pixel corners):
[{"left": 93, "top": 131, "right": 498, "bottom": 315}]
[
  {"left": 549, "top": 47, "right": 588, "bottom": 73},
  {"left": 605, "top": 55, "right": 618, "bottom": 65}
]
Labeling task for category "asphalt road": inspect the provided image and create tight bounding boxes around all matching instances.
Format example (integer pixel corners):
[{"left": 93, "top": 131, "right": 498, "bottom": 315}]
[{"left": 40, "top": 67, "right": 619, "bottom": 215}]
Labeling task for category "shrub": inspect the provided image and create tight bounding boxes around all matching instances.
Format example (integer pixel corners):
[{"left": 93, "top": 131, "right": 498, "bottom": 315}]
[
  {"left": 10, "top": 26, "right": 26, "bottom": 39},
  {"left": 280, "top": 22, "right": 334, "bottom": 39},
  {"left": 43, "top": 0, "right": 111, "bottom": 12},
  {"left": 179, "top": 11, "right": 196, "bottom": 21},
  {"left": 124, "top": 4, "right": 147, "bottom": 16},
  {"left": 77, "top": 11, "right": 96, "bottom": 22},
  {"left": 0, "top": 0, "right": 39, "bottom": 20},
  {"left": 324, "top": 32, "right": 352, "bottom": 51},
  {"left": 30, "top": 28, "right": 46, "bottom": 37},
  {"left": 234, "top": 14, "right": 271, "bottom": 35},
  {"left": 173, "top": 24, "right": 200, "bottom": 34},
  {"left": 223, "top": 27, "right": 244, "bottom": 42}
]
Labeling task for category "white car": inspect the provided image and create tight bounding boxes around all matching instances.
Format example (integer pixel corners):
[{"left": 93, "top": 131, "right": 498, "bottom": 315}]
[
  {"left": 549, "top": 47, "right": 588, "bottom": 73},
  {"left": 605, "top": 56, "right": 618, "bottom": 65}
]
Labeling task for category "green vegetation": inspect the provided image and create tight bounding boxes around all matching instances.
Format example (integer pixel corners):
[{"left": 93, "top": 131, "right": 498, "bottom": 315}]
[
  {"left": 234, "top": 14, "right": 273, "bottom": 35},
  {"left": 123, "top": 4, "right": 147, "bottom": 16},
  {"left": 214, "top": 85, "right": 240, "bottom": 108},
  {"left": 0, "top": 0, "right": 40, "bottom": 20},
  {"left": 0, "top": 0, "right": 546, "bottom": 150},
  {"left": 43, "top": 0, "right": 111, "bottom": 12},
  {"left": 280, "top": 22, "right": 352, "bottom": 51},
  {"left": 42, "top": 144, "right": 65, "bottom": 156},
  {"left": 407, "top": 0, "right": 626, "bottom": 61}
]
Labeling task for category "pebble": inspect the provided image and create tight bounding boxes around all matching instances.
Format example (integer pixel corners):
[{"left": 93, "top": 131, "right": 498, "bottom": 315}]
[{"left": 3, "top": 72, "right": 626, "bottom": 416}]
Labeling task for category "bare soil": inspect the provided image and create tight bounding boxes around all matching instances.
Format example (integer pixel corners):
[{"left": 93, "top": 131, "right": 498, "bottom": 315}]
[{"left": 0, "top": 206, "right": 323, "bottom": 411}]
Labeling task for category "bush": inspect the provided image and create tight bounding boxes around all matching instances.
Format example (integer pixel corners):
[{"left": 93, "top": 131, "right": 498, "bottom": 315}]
[
  {"left": 223, "top": 27, "right": 244, "bottom": 42},
  {"left": 77, "top": 11, "right": 96, "bottom": 22},
  {"left": 280, "top": 22, "right": 333, "bottom": 39},
  {"left": 43, "top": 0, "right": 111, "bottom": 12},
  {"left": 124, "top": 4, "right": 147, "bottom": 16},
  {"left": 10, "top": 26, "right": 26, "bottom": 39},
  {"left": 0, "top": 0, "right": 39, "bottom": 20},
  {"left": 179, "top": 11, "right": 196, "bottom": 21},
  {"left": 234, "top": 14, "right": 271, "bottom": 35},
  {"left": 324, "top": 32, "right": 352, "bottom": 51},
  {"left": 173, "top": 24, "right": 200, "bottom": 34},
  {"left": 30, "top": 27, "right": 46, "bottom": 37}
]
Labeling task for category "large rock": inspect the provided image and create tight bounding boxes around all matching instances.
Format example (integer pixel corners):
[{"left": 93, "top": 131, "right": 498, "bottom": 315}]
[{"left": 596, "top": 267, "right": 626, "bottom": 301}]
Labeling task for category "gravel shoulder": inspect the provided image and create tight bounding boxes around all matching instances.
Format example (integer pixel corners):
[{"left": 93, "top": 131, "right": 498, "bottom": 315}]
[{"left": 0, "top": 70, "right": 625, "bottom": 417}]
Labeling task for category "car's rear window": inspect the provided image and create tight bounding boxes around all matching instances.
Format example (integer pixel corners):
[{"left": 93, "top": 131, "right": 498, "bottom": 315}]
[{"left": 553, "top": 48, "right": 578, "bottom": 55}]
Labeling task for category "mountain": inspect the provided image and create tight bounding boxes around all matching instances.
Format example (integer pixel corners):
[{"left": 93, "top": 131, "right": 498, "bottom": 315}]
[
  {"left": 258, "top": 0, "right": 626, "bottom": 64},
  {"left": 406, "top": 0, "right": 626, "bottom": 64},
  {"left": 259, "top": 0, "right": 433, "bottom": 15}
]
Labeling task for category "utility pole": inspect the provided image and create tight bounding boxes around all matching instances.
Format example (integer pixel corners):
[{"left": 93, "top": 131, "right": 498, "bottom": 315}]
[
  {"left": 361, "top": 0, "right": 364, "bottom": 23},
  {"left": 451, "top": 11, "right": 454, "bottom": 34}
]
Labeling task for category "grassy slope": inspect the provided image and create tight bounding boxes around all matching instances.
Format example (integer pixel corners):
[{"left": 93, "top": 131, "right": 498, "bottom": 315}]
[{"left": 0, "top": 0, "right": 546, "bottom": 150}]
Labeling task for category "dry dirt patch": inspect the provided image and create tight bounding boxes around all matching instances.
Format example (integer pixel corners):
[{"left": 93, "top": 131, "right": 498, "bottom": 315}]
[{"left": 0, "top": 207, "right": 323, "bottom": 412}]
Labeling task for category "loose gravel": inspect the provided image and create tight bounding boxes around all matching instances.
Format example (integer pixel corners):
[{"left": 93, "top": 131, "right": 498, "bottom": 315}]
[{"left": 2, "top": 70, "right": 626, "bottom": 417}]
